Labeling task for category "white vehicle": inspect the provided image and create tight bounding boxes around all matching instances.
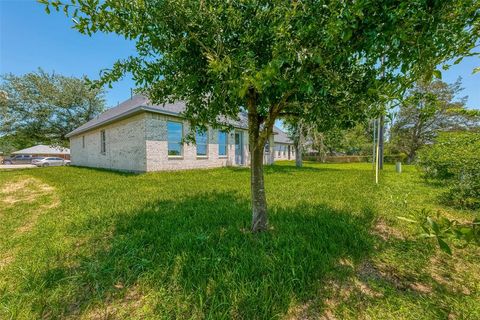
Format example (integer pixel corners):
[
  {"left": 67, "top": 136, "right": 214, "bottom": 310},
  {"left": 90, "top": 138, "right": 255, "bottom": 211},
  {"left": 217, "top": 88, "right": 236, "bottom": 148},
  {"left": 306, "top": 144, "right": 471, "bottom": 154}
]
[{"left": 32, "top": 157, "right": 69, "bottom": 167}]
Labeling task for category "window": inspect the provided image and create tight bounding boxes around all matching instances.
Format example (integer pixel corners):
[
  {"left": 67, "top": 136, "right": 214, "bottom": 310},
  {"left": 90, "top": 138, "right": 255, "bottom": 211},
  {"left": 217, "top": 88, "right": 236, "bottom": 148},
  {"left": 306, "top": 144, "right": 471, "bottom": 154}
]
[
  {"left": 167, "top": 121, "right": 183, "bottom": 156},
  {"left": 100, "top": 130, "right": 106, "bottom": 154},
  {"left": 275, "top": 144, "right": 281, "bottom": 157},
  {"left": 82, "top": 136, "right": 85, "bottom": 148},
  {"left": 196, "top": 129, "right": 208, "bottom": 157},
  {"left": 218, "top": 131, "right": 228, "bottom": 157}
]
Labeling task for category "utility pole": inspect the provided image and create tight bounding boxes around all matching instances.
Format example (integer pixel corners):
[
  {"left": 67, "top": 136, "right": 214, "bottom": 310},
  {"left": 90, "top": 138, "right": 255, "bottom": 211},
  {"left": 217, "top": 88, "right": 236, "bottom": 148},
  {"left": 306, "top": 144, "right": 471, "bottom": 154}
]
[
  {"left": 379, "top": 114, "right": 385, "bottom": 170},
  {"left": 372, "top": 118, "right": 376, "bottom": 170},
  {"left": 379, "top": 55, "right": 386, "bottom": 170},
  {"left": 375, "top": 118, "right": 381, "bottom": 184}
]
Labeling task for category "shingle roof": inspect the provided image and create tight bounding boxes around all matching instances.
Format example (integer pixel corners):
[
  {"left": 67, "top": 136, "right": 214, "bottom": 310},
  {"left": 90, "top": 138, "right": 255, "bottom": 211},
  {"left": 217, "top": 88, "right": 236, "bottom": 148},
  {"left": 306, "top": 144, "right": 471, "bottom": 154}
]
[
  {"left": 12, "top": 145, "right": 70, "bottom": 155},
  {"left": 67, "top": 95, "right": 292, "bottom": 143},
  {"left": 272, "top": 127, "right": 292, "bottom": 144}
]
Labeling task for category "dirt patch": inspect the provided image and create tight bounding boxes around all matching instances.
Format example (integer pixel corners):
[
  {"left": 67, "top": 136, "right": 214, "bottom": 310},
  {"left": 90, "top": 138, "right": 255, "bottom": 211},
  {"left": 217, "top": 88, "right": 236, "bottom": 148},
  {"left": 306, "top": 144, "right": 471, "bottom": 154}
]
[
  {"left": 80, "top": 285, "right": 146, "bottom": 320},
  {"left": 0, "top": 253, "right": 14, "bottom": 269},
  {"left": 1, "top": 177, "right": 55, "bottom": 206},
  {"left": 286, "top": 265, "right": 384, "bottom": 320},
  {"left": 286, "top": 256, "right": 440, "bottom": 320},
  {"left": 410, "top": 282, "right": 432, "bottom": 294},
  {"left": 358, "top": 260, "right": 434, "bottom": 294},
  {"left": 428, "top": 255, "right": 476, "bottom": 295},
  {"left": 372, "top": 218, "right": 404, "bottom": 241},
  {"left": 0, "top": 176, "right": 59, "bottom": 234}
]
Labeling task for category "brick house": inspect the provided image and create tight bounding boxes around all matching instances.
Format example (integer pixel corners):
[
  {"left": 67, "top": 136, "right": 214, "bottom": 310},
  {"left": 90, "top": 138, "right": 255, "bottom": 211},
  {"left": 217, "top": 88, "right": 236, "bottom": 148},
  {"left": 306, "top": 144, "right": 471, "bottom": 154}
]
[{"left": 66, "top": 95, "right": 294, "bottom": 172}]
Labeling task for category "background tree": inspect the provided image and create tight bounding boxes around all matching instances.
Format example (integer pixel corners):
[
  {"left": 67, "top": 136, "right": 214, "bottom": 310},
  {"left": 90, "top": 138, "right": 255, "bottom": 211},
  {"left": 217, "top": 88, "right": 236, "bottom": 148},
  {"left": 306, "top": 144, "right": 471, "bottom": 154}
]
[
  {"left": 285, "top": 119, "right": 308, "bottom": 167},
  {"left": 299, "top": 124, "right": 372, "bottom": 162},
  {"left": 390, "top": 79, "right": 479, "bottom": 163},
  {"left": 42, "top": 0, "right": 480, "bottom": 232},
  {"left": 0, "top": 69, "right": 105, "bottom": 149}
]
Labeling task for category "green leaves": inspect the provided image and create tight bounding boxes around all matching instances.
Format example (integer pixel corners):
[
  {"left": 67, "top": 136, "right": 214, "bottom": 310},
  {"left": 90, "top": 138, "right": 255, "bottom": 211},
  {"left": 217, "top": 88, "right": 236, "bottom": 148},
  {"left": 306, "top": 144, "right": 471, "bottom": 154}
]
[
  {"left": 417, "top": 131, "right": 480, "bottom": 209},
  {"left": 0, "top": 69, "right": 106, "bottom": 147},
  {"left": 437, "top": 237, "right": 452, "bottom": 255},
  {"left": 37, "top": 0, "right": 480, "bottom": 132},
  {"left": 398, "top": 209, "right": 480, "bottom": 255},
  {"left": 432, "top": 69, "right": 442, "bottom": 80}
]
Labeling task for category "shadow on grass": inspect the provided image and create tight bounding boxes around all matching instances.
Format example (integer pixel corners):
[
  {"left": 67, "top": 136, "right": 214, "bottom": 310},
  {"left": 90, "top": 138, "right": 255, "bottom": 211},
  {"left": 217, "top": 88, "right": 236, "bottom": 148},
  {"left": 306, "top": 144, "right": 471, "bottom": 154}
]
[
  {"left": 70, "top": 165, "right": 140, "bottom": 176},
  {"left": 32, "top": 192, "right": 376, "bottom": 319},
  {"left": 226, "top": 164, "right": 343, "bottom": 175}
]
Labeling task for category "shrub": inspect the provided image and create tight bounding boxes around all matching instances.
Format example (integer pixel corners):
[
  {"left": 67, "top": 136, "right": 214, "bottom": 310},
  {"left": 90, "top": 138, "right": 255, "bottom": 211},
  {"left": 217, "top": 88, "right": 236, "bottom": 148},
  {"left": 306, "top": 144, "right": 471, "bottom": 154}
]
[
  {"left": 417, "top": 131, "right": 480, "bottom": 209},
  {"left": 399, "top": 209, "right": 480, "bottom": 255}
]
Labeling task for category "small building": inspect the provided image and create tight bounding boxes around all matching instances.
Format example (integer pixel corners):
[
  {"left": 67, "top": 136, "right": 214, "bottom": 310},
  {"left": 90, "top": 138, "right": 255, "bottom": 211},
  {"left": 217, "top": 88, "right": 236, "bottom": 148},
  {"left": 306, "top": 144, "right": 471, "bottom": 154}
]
[
  {"left": 66, "top": 95, "right": 294, "bottom": 172},
  {"left": 12, "top": 145, "right": 71, "bottom": 160}
]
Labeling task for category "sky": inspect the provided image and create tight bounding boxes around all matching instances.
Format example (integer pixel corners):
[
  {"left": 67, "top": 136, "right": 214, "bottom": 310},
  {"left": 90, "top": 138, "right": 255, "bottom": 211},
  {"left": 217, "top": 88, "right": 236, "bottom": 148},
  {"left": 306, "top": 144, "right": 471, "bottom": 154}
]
[{"left": 1, "top": 0, "right": 479, "bottom": 110}]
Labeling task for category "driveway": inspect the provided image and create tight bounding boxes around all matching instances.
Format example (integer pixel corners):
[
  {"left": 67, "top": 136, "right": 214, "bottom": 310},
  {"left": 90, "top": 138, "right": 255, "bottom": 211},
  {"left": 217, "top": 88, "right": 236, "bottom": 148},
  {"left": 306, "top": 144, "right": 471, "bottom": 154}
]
[{"left": 0, "top": 164, "right": 37, "bottom": 170}]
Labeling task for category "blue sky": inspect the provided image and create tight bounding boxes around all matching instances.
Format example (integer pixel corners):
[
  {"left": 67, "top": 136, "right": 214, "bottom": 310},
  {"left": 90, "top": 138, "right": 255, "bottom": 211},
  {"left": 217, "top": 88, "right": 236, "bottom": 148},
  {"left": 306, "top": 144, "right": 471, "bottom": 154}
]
[{"left": 1, "top": 0, "right": 479, "bottom": 110}]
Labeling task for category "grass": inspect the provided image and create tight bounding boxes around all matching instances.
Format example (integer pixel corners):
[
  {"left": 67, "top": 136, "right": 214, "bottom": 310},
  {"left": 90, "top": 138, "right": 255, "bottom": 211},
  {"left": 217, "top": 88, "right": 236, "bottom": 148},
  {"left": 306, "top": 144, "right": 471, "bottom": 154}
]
[{"left": 0, "top": 162, "right": 478, "bottom": 319}]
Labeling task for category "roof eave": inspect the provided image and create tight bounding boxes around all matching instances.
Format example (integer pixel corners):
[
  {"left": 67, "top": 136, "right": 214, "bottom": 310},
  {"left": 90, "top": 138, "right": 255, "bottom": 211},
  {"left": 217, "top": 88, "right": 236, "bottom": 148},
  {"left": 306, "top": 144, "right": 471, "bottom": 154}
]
[
  {"left": 66, "top": 106, "right": 250, "bottom": 138},
  {"left": 66, "top": 106, "right": 148, "bottom": 138}
]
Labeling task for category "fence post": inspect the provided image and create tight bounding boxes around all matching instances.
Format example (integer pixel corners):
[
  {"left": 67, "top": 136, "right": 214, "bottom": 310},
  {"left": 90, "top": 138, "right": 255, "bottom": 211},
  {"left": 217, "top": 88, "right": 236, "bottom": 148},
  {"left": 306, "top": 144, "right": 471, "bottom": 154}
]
[{"left": 396, "top": 162, "right": 402, "bottom": 173}]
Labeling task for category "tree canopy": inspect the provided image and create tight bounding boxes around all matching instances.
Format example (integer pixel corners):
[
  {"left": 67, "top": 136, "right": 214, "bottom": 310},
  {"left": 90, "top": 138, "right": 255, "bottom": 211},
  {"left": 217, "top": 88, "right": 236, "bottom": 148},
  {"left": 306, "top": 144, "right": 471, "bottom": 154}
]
[
  {"left": 0, "top": 69, "right": 105, "bottom": 150},
  {"left": 41, "top": 0, "right": 480, "bottom": 231},
  {"left": 390, "top": 78, "right": 479, "bottom": 162}
]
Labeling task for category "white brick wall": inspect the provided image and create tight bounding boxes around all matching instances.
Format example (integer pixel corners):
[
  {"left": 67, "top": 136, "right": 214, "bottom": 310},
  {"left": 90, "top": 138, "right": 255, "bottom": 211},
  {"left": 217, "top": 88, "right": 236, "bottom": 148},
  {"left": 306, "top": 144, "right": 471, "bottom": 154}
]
[
  {"left": 70, "top": 111, "right": 290, "bottom": 172},
  {"left": 145, "top": 113, "right": 240, "bottom": 171},
  {"left": 70, "top": 113, "right": 147, "bottom": 172}
]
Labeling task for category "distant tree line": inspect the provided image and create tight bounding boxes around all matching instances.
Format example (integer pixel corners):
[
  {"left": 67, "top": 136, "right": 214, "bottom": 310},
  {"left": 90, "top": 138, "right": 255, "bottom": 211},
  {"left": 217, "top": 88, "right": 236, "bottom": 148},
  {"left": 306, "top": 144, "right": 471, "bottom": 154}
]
[
  {"left": 288, "top": 78, "right": 479, "bottom": 164},
  {"left": 0, "top": 69, "right": 106, "bottom": 154}
]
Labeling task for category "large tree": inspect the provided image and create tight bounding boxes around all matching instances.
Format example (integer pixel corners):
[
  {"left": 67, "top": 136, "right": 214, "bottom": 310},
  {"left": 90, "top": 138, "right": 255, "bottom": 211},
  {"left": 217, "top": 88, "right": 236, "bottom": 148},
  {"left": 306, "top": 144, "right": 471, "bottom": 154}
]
[
  {"left": 0, "top": 69, "right": 105, "bottom": 148},
  {"left": 390, "top": 79, "right": 479, "bottom": 163},
  {"left": 42, "top": 0, "right": 479, "bottom": 231}
]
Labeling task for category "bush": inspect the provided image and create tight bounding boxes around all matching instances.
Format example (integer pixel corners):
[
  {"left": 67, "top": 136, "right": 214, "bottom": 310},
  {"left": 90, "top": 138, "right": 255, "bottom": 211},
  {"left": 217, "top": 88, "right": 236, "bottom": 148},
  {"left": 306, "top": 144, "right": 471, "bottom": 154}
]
[
  {"left": 417, "top": 131, "right": 480, "bottom": 209},
  {"left": 399, "top": 209, "right": 480, "bottom": 255}
]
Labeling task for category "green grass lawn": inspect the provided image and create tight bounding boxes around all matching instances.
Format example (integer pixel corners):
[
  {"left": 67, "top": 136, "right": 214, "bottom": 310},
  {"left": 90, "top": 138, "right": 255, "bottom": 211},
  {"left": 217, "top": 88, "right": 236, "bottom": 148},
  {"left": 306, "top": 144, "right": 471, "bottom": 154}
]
[{"left": 0, "top": 162, "right": 478, "bottom": 319}]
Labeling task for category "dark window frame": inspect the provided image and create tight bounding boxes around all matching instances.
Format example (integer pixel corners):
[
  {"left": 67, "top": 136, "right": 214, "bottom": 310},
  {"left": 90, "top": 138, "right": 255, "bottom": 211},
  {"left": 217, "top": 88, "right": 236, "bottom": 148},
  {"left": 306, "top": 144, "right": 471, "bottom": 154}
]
[
  {"left": 196, "top": 129, "right": 209, "bottom": 157},
  {"left": 100, "top": 130, "right": 106, "bottom": 154},
  {"left": 218, "top": 130, "right": 228, "bottom": 157},
  {"left": 167, "top": 121, "right": 184, "bottom": 157}
]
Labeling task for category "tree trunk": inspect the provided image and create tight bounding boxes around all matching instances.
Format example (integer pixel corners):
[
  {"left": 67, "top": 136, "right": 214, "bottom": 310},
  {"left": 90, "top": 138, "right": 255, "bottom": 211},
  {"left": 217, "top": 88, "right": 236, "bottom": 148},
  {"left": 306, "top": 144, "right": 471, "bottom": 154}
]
[
  {"left": 247, "top": 89, "right": 268, "bottom": 232},
  {"left": 407, "top": 151, "right": 415, "bottom": 164},
  {"left": 295, "top": 143, "right": 303, "bottom": 167},
  {"left": 295, "top": 122, "right": 303, "bottom": 167},
  {"left": 250, "top": 141, "right": 268, "bottom": 232}
]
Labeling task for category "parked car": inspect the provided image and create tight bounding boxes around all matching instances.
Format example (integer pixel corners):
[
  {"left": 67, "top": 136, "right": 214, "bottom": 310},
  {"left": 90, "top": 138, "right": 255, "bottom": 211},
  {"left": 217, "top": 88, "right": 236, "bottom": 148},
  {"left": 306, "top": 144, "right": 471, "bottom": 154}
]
[
  {"left": 31, "top": 157, "right": 46, "bottom": 166},
  {"left": 1, "top": 155, "right": 34, "bottom": 164},
  {"left": 32, "top": 157, "right": 69, "bottom": 167}
]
